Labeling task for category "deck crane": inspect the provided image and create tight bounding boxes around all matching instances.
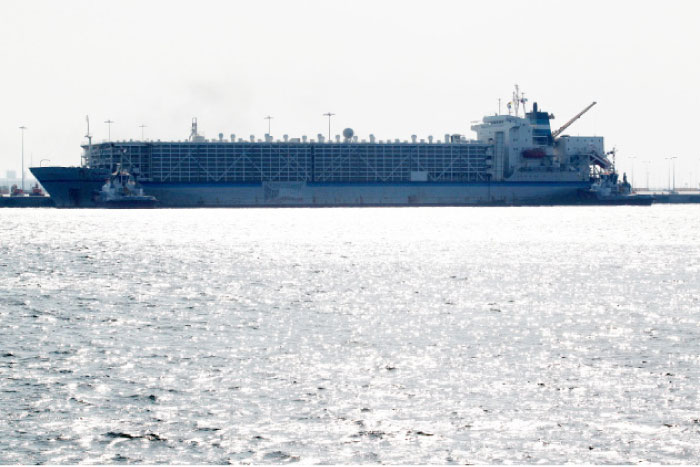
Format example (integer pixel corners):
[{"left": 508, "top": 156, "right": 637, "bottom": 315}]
[{"left": 551, "top": 101, "right": 597, "bottom": 139}]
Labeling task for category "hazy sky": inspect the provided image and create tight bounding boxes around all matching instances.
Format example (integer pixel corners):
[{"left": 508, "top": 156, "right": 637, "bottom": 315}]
[{"left": 1, "top": 0, "right": 699, "bottom": 188}]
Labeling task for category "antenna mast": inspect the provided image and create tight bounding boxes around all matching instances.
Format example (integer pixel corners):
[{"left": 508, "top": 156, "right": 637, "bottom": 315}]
[{"left": 511, "top": 85, "right": 528, "bottom": 117}]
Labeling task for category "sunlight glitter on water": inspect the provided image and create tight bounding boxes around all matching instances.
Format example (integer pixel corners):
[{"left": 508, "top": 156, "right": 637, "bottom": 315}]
[{"left": 1, "top": 205, "right": 699, "bottom": 463}]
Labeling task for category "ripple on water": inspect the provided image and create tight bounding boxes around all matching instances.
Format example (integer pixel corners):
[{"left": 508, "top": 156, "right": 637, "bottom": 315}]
[{"left": 1, "top": 206, "right": 699, "bottom": 463}]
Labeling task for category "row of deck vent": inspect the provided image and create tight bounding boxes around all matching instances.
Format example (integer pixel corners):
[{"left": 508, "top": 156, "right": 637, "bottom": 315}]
[{"left": 102, "top": 134, "right": 476, "bottom": 144}]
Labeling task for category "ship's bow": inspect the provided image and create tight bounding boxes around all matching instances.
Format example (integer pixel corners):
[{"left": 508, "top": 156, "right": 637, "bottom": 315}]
[{"left": 30, "top": 166, "right": 110, "bottom": 207}]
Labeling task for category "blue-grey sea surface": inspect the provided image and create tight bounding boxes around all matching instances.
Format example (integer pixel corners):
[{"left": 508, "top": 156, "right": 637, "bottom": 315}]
[{"left": 1, "top": 206, "right": 699, "bottom": 464}]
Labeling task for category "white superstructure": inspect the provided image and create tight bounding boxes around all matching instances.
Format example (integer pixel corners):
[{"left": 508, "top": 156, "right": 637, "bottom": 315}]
[{"left": 471, "top": 88, "right": 610, "bottom": 182}]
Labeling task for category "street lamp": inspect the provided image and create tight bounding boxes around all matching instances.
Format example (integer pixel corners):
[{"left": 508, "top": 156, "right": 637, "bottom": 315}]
[
  {"left": 19, "top": 126, "right": 27, "bottom": 191},
  {"left": 643, "top": 160, "right": 651, "bottom": 190},
  {"left": 323, "top": 112, "right": 335, "bottom": 141},
  {"left": 105, "top": 119, "right": 114, "bottom": 141},
  {"left": 670, "top": 156, "right": 677, "bottom": 191},
  {"left": 264, "top": 115, "right": 273, "bottom": 136},
  {"left": 139, "top": 124, "right": 147, "bottom": 140}
]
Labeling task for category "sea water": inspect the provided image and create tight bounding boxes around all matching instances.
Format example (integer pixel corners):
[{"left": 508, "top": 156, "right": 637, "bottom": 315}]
[{"left": 1, "top": 206, "right": 699, "bottom": 463}]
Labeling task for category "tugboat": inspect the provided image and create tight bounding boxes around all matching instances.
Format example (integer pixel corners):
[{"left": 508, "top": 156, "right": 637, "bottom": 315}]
[
  {"left": 95, "top": 170, "right": 158, "bottom": 208},
  {"left": 576, "top": 147, "right": 654, "bottom": 205},
  {"left": 581, "top": 171, "right": 654, "bottom": 205}
]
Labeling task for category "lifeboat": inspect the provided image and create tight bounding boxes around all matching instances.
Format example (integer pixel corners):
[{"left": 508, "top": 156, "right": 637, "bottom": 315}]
[{"left": 521, "top": 148, "right": 546, "bottom": 159}]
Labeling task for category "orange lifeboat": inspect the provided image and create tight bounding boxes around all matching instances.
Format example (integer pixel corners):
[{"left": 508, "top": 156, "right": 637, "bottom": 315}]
[{"left": 522, "top": 148, "right": 546, "bottom": 159}]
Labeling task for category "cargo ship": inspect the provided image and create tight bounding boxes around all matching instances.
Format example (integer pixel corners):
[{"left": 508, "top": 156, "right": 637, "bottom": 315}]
[{"left": 31, "top": 89, "right": 620, "bottom": 208}]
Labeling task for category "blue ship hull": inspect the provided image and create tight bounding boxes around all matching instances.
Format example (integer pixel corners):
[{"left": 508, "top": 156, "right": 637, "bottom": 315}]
[
  {"left": 143, "top": 180, "right": 589, "bottom": 207},
  {"left": 30, "top": 167, "right": 110, "bottom": 207},
  {"left": 31, "top": 167, "right": 590, "bottom": 207}
]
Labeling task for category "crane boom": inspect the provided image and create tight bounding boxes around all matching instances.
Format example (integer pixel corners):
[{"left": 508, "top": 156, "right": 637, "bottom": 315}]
[{"left": 551, "top": 101, "right": 597, "bottom": 139}]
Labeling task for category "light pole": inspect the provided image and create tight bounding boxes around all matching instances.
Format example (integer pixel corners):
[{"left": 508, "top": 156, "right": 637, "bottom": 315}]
[
  {"left": 643, "top": 160, "right": 650, "bottom": 190},
  {"left": 665, "top": 157, "right": 672, "bottom": 191},
  {"left": 670, "top": 156, "right": 677, "bottom": 191},
  {"left": 264, "top": 115, "right": 273, "bottom": 136},
  {"left": 628, "top": 155, "right": 636, "bottom": 188},
  {"left": 105, "top": 119, "right": 114, "bottom": 141},
  {"left": 19, "top": 126, "right": 27, "bottom": 191},
  {"left": 139, "top": 124, "right": 147, "bottom": 140},
  {"left": 323, "top": 112, "right": 335, "bottom": 141}
]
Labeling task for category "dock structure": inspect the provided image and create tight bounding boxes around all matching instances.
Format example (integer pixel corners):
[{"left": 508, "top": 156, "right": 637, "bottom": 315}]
[{"left": 636, "top": 190, "right": 700, "bottom": 204}]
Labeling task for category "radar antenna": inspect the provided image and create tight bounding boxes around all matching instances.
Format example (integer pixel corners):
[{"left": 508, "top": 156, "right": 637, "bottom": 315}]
[{"left": 511, "top": 85, "right": 528, "bottom": 117}]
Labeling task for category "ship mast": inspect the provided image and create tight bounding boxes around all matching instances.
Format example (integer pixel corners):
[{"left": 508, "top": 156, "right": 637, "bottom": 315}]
[
  {"left": 511, "top": 85, "right": 528, "bottom": 117},
  {"left": 84, "top": 115, "right": 92, "bottom": 167}
]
